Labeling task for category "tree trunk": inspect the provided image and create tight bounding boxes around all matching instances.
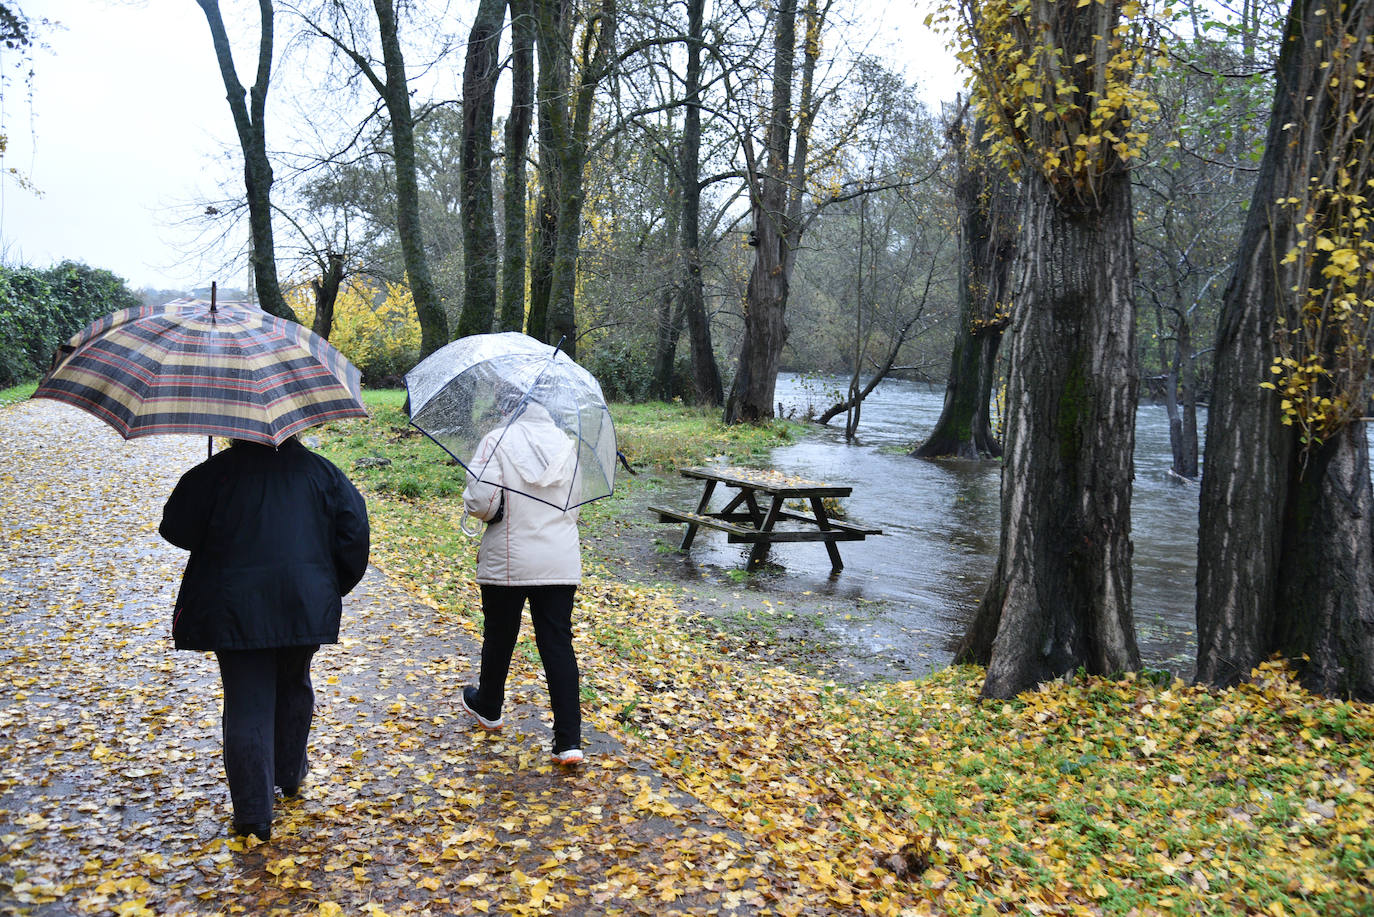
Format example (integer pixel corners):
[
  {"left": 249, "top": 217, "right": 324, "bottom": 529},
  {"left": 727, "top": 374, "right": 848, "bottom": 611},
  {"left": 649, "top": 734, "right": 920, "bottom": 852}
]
[
  {"left": 724, "top": 0, "right": 800, "bottom": 424},
  {"left": 195, "top": 0, "right": 297, "bottom": 323},
  {"left": 456, "top": 0, "right": 507, "bottom": 338},
  {"left": 310, "top": 251, "right": 345, "bottom": 341},
  {"left": 540, "top": 0, "right": 615, "bottom": 359},
  {"left": 914, "top": 111, "right": 1011, "bottom": 459},
  {"left": 679, "top": 0, "right": 722, "bottom": 406},
  {"left": 652, "top": 163, "right": 683, "bottom": 400},
  {"left": 1174, "top": 311, "right": 1199, "bottom": 477},
  {"left": 1196, "top": 0, "right": 1374, "bottom": 699},
  {"left": 651, "top": 283, "right": 684, "bottom": 400},
  {"left": 1178, "top": 314, "right": 1198, "bottom": 476},
  {"left": 499, "top": 0, "right": 535, "bottom": 333},
  {"left": 374, "top": 0, "right": 448, "bottom": 357},
  {"left": 527, "top": 0, "right": 571, "bottom": 344},
  {"left": 955, "top": 169, "right": 1142, "bottom": 698}
]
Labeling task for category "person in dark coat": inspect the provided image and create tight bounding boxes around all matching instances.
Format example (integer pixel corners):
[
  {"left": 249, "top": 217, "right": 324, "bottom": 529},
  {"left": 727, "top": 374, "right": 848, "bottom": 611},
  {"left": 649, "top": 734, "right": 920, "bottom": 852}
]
[{"left": 159, "top": 436, "right": 369, "bottom": 841}]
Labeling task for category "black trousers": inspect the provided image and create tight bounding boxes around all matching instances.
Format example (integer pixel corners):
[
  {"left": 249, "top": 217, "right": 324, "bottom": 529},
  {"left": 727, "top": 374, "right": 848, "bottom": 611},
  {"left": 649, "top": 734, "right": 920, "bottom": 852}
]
[
  {"left": 475, "top": 584, "right": 581, "bottom": 752},
  {"left": 214, "top": 646, "right": 318, "bottom": 824}
]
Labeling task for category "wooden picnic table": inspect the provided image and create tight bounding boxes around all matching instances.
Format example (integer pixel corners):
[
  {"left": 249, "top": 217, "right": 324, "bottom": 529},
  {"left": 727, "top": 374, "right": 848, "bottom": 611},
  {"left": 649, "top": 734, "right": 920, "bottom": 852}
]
[{"left": 649, "top": 465, "right": 881, "bottom": 573}]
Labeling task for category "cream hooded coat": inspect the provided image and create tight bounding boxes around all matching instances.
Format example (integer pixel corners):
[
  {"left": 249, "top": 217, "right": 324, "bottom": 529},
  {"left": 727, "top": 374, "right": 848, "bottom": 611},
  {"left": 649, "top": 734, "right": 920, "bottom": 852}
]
[{"left": 462, "top": 402, "right": 582, "bottom": 586}]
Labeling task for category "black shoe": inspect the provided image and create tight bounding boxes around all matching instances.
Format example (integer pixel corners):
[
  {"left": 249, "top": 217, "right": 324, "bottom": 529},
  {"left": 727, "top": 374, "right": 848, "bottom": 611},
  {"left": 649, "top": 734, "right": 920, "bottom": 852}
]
[
  {"left": 462, "top": 686, "right": 504, "bottom": 730},
  {"left": 233, "top": 821, "right": 272, "bottom": 841},
  {"left": 279, "top": 756, "right": 309, "bottom": 798}
]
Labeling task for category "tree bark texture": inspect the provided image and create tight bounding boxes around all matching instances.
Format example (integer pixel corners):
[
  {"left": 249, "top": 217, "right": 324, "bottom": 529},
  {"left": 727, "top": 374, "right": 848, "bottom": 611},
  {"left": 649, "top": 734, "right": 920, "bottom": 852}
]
[
  {"left": 196, "top": 0, "right": 297, "bottom": 323},
  {"left": 956, "top": 169, "right": 1142, "bottom": 698},
  {"left": 915, "top": 112, "right": 1012, "bottom": 459},
  {"left": 456, "top": 0, "right": 507, "bottom": 338},
  {"left": 373, "top": 0, "right": 448, "bottom": 357},
  {"left": 499, "top": 0, "right": 535, "bottom": 333},
  {"left": 1196, "top": 0, "right": 1374, "bottom": 699}
]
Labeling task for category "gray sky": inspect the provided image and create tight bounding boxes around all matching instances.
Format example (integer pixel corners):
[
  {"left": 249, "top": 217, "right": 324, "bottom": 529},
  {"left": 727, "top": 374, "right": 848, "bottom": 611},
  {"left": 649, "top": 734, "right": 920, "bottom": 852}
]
[
  {"left": 2, "top": 0, "right": 243, "bottom": 291},
  {"left": 0, "top": 0, "right": 961, "bottom": 293}
]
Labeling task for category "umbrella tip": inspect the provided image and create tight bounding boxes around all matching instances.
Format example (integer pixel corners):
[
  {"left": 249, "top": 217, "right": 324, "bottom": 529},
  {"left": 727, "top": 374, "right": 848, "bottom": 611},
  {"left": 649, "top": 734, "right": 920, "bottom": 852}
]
[{"left": 211, "top": 281, "right": 218, "bottom": 313}]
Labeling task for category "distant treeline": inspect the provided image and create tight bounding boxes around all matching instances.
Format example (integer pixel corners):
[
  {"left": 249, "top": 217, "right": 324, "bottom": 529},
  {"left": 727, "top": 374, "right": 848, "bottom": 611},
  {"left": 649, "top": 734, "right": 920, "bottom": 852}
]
[{"left": 0, "top": 262, "right": 140, "bottom": 388}]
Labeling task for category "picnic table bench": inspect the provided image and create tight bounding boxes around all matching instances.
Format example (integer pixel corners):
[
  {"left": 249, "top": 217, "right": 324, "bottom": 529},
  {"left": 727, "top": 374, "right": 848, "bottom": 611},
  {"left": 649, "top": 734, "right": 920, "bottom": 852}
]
[{"left": 649, "top": 465, "right": 881, "bottom": 573}]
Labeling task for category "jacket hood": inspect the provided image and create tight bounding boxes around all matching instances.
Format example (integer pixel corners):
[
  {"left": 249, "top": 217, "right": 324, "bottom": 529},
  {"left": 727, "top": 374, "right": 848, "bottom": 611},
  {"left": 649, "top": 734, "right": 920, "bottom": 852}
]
[{"left": 500, "top": 402, "right": 577, "bottom": 488}]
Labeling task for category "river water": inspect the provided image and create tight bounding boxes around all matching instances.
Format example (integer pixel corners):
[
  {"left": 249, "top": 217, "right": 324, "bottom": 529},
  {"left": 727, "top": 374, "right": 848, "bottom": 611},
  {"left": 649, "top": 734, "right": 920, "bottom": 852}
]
[{"left": 666, "top": 374, "right": 1212, "bottom": 677}]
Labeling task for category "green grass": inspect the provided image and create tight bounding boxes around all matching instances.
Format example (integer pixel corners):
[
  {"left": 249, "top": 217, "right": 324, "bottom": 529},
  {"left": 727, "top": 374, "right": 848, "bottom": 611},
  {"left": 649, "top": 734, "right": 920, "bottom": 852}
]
[
  {"left": 0, "top": 381, "right": 38, "bottom": 406},
  {"left": 308, "top": 388, "right": 798, "bottom": 543}
]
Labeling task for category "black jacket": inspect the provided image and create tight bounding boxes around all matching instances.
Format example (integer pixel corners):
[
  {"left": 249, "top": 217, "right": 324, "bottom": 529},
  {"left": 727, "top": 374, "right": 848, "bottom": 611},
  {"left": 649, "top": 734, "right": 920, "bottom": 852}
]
[{"left": 159, "top": 439, "right": 370, "bottom": 651}]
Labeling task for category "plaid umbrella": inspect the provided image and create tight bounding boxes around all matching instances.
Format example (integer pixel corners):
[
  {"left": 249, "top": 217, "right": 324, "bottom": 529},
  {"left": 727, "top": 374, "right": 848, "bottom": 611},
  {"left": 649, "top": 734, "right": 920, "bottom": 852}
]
[{"left": 33, "top": 294, "right": 367, "bottom": 447}]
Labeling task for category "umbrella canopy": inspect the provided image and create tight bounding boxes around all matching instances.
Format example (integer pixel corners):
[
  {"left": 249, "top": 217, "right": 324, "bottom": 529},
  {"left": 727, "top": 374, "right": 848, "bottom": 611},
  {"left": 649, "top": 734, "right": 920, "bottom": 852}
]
[
  {"left": 32, "top": 296, "right": 367, "bottom": 447},
  {"left": 405, "top": 332, "right": 616, "bottom": 510}
]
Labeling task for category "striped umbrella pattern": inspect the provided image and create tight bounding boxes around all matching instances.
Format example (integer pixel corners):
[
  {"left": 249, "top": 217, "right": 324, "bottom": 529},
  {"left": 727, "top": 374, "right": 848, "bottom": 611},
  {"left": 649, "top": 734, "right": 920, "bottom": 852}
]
[{"left": 33, "top": 298, "right": 368, "bottom": 447}]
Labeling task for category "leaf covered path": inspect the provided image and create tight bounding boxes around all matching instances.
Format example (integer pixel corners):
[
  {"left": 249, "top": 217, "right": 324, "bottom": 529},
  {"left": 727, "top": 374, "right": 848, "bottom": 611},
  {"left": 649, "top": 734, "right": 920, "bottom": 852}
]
[{"left": 0, "top": 402, "right": 771, "bottom": 915}]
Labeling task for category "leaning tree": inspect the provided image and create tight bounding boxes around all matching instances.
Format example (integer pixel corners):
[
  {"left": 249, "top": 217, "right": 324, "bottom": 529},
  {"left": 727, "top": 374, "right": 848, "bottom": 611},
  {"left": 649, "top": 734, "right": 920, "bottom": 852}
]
[
  {"left": 1195, "top": 0, "right": 1374, "bottom": 700},
  {"left": 945, "top": 0, "right": 1160, "bottom": 697}
]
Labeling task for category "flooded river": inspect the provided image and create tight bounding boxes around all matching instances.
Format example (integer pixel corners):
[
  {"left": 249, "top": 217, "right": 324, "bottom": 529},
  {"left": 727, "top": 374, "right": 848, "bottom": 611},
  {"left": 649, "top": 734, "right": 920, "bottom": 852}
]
[{"left": 664, "top": 374, "right": 1212, "bottom": 677}]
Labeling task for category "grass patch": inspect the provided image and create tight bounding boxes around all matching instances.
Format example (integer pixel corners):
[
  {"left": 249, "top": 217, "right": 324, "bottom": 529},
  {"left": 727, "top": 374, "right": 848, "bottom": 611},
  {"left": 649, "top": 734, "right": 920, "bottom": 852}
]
[{"left": 0, "top": 381, "right": 37, "bottom": 406}]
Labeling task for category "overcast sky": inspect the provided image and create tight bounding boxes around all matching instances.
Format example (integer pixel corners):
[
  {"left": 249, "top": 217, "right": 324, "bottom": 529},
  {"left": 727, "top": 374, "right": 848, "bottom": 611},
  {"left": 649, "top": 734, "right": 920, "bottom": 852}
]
[{"left": 0, "top": 0, "right": 961, "bottom": 293}]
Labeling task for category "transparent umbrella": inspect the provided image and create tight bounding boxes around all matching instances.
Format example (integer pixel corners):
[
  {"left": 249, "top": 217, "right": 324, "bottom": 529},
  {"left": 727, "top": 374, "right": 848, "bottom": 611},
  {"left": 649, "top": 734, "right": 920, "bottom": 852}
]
[{"left": 404, "top": 332, "right": 616, "bottom": 511}]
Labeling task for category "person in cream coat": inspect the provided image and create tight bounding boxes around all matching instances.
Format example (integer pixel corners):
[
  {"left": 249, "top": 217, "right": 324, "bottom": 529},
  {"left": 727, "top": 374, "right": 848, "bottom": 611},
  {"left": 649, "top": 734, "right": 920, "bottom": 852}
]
[{"left": 460, "top": 397, "right": 585, "bottom": 765}]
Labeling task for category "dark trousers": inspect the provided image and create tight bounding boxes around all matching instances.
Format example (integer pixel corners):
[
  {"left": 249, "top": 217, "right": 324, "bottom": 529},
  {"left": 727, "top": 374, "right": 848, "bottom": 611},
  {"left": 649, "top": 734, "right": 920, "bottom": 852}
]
[
  {"left": 475, "top": 584, "right": 581, "bottom": 752},
  {"left": 214, "top": 646, "right": 318, "bottom": 824}
]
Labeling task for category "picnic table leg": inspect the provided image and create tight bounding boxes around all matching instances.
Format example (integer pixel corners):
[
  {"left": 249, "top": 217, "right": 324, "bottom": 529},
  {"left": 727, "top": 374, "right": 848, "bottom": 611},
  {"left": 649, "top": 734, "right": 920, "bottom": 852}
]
[
  {"left": 747, "top": 494, "right": 785, "bottom": 570},
  {"left": 681, "top": 480, "right": 717, "bottom": 550},
  {"left": 810, "top": 496, "right": 844, "bottom": 573}
]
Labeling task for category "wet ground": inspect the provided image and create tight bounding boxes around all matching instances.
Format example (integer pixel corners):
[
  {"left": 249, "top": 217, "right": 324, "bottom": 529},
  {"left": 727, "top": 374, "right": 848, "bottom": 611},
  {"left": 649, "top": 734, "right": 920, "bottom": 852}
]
[{"left": 580, "top": 473, "right": 949, "bottom": 685}]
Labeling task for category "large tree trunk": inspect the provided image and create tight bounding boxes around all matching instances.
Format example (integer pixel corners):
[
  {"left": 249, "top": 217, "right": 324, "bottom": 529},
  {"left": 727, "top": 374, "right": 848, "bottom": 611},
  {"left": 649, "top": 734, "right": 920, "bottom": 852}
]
[
  {"left": 499, "top": 0, "right": 535, "bottom": 333},
  {"left": 955, "top": 169, "right": 1142, "bottom": 697},
  {"left": 1196, "top": 0, "right": 1374, "bottom": 699},
  {"left": 374, "top": 0, "right": 448, "bottom": 357},
  {"left": 196, "top": 0, "right": 297, "bottom": 323},
  {"left": 914, "top": 111, "right": 1011, "bottom": 459},
  {"left": 679, "top": 0, "right": 722, "bottom": 406},
  {"left": 455, "top": 0, "right": 507, "bottom": 338}
]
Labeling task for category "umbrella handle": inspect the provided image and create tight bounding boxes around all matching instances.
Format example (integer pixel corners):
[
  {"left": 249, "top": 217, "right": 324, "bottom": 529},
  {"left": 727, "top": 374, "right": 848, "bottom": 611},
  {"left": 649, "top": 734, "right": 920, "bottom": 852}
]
[{"left": 458, "top": 509, "right": 483, "bottom": 538}]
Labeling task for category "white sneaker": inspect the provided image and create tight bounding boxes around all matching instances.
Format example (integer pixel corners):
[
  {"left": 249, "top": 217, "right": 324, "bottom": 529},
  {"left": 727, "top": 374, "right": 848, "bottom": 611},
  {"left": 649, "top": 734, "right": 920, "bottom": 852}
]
[{"left": 551, "top": 748, "right": 584, "bottom": 766}]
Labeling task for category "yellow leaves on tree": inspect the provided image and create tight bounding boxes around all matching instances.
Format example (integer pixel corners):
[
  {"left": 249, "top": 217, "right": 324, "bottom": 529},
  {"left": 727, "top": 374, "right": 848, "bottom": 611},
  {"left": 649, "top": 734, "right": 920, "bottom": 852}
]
[
  {"left": 929, "top": 0, "right": 1163, "bottom": 207},
  {"left": 287, "top": 280, "right": 422, "bottom": 380},
  {"left": 1261, "top": 17, "right": 1374, "bottom": 453}
]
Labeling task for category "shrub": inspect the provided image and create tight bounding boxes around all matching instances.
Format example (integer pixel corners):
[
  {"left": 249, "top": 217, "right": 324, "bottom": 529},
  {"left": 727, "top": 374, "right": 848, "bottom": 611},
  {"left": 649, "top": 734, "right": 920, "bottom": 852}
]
[
  {"left": 0, "top": 261, "right": 138, "bottom": 387},
  {"left": 288, "top": 280, "right": 422, "bottom": 384}
]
